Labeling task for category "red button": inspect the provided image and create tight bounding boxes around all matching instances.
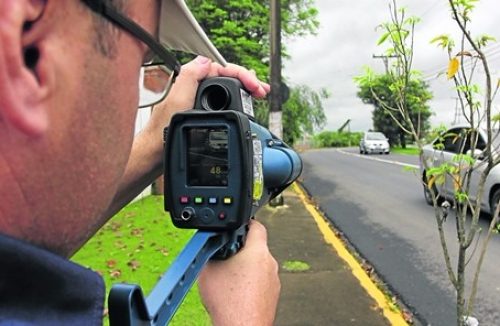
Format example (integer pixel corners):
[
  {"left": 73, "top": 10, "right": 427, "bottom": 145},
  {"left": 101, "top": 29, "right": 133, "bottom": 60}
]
[
  {"left": 218, "top": 212, "right": 226, "bottom": 220},
  {"left": 180, "top": 196, "right": 189, "bottom": 204}
]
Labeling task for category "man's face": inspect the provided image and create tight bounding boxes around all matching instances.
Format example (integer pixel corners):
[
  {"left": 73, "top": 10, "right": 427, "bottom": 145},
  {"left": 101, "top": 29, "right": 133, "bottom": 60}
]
[{"left": 10, "top": 0, "right": 161, "bottom": 254}]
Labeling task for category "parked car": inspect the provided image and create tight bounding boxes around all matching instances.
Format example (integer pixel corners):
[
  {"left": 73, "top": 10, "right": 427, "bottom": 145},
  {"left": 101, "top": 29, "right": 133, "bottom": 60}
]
[
  {"left": 420, "top": 125, "right": 500, "bottom": 216},
  {"left": 359, "top": 132, "right": 390, "bottom": 155}
]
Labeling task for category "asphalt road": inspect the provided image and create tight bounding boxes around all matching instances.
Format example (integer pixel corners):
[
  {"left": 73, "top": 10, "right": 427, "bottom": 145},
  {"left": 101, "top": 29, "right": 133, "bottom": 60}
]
[{"left": 300, "top": 147, "right": 500, "bottom": 326}]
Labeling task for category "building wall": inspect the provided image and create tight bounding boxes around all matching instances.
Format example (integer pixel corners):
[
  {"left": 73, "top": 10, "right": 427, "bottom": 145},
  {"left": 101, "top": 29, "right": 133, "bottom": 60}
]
[{"left": 133, "top": 109, "right": 152, "bottom": 201}]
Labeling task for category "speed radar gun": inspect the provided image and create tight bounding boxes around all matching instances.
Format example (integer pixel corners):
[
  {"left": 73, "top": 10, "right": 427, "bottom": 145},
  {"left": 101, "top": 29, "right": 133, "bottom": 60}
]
[{"left": 108, "top": 77, "right": 302, "bottom": 325}]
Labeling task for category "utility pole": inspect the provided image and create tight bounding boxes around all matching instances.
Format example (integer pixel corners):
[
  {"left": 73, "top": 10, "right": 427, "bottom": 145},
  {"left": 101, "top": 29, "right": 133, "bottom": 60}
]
[
  {"left": 452, "top": 97, "right": 461, "bottom": 125},
  {"left": 269, "top": 0, "right": 284, "bottom": 206},
  {"left": 372, "top": 54, "right": 399, "bottom": 74},
  {"left": 270, "top": 0, "right": 282, "bottom": 140}
]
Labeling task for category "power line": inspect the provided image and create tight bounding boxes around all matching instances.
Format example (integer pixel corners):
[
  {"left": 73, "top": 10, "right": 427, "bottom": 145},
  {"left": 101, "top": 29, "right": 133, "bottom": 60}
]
[
  {"left": 422, "top": 44, "right": 500, "bottom": 82},
  {"left": 452, "top": 97, "right": 462, "bottom": 125},
  {"left": 419, "top": 0, "right": 446, "bottom": 19}
]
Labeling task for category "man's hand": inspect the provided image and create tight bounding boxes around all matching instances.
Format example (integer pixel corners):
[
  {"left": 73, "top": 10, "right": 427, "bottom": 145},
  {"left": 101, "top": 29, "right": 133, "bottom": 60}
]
[
  {"left": 145, "top": 56, "right": 269, "bottom": 134},
  {"left": 104, "top": 56, "right": 270, "bottom": 225},
  {"left": 198, "top": 221, "right": 280, "bottom": 326}
]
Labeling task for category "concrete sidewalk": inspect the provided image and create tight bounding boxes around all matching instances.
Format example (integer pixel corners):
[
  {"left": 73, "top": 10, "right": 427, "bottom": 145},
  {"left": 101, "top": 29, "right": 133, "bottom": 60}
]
[{"left": 257, "top": 185, "right": 408, "bottom": 326}]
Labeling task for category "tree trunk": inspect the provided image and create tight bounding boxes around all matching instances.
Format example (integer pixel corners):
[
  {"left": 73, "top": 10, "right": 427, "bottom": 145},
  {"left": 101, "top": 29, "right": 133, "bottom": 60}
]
[
  {"left": 456, "top": 247, "right": 466, "bottom": 326},
  {"left": 399, "top": 130, "right": 406, "bottom": 149}
]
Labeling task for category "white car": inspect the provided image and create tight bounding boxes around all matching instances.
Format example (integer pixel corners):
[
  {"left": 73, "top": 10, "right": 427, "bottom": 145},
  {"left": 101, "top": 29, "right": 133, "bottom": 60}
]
[
  {"left": 420, "top": 125, "right": 500, "bottom": 215},
  {"left": 359, "top": 132, "right": 390, "bottom": 155}
]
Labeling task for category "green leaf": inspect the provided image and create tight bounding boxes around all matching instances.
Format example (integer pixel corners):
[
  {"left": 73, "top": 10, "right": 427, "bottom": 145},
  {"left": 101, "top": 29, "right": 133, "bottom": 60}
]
[
  {"left": 433, "top": 143, "right": 445, "bottom": 150},
  {"left": 430, "top": 34, "right": 453, "bottom": 49},
  {"left": 436, "top": 174, "right": 446, "bottom": 186},
  {"left": 404, "top": 16, "right": 421, "bottom": 26},
  {"left": 377, "top": 31, "right": 391, "bottom": 45},
  {"left": 453, "top": 154, "right": 475, "bottom": 165},
  {"left": 455, "top": 191, "right": 469, "bottom": 203}
]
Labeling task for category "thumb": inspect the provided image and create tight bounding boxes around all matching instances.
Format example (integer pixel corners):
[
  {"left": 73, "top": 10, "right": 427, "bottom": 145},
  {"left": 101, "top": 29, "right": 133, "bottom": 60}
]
[
  {"left": 245, "top": 220, "right": 268, "bottom": 245},
  {"left": 178, "top": 56, "right": 212, "bottom": 82}
]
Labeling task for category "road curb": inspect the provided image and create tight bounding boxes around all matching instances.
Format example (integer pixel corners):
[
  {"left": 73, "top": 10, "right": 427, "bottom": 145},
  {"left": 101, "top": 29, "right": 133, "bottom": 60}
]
[{"left": 292, "top": 182, "right": 410, "bottom": 326}]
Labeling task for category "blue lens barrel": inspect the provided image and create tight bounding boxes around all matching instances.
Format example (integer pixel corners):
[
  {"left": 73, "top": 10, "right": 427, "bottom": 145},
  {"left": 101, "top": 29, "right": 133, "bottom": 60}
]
[
  {"left": 249, "top": 120, "right": 302, "bottom": 190},
  {"left": 263, "top": 146, "right": 302, "bottom": 188}
]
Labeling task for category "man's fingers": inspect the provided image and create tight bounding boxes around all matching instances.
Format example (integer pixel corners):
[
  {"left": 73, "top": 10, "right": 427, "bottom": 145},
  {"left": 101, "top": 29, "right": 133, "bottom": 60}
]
[
  {"left": 261, "top": 82, "right": 271, "bottom": 94},
  {"left": 187, "top": 59, "right": 270, "bottom": 98},
  {"left": 215, "top": 64, "right": 269, "bottom": 98}
]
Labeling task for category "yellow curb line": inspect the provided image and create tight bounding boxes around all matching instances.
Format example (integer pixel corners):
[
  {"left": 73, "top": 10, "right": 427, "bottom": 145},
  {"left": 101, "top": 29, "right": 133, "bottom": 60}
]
[{"left": 292, "top": 182, "right": 409, "bottom": 326}]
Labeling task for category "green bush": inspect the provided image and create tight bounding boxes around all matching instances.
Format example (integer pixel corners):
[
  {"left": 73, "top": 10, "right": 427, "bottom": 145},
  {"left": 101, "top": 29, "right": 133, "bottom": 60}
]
[{"left": 313, "top": 131, "right": 363, "bottom": 148}]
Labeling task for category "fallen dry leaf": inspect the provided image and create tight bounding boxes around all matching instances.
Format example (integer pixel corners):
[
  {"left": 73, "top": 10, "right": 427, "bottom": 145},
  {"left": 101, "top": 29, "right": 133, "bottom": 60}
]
[
  {"left": 109, "top": 269, "right": 121, "bottom": 278},
  {"left": 158, "top": 247, "right": 169, "bottom": 256},
  {"left": 106, "top": 260, "right": 117, "bottom": 268},
  {"left": 131, "top": 228, "right": 144, "bottom": 237},
  {"left": 127, "top": 259, "right": 141, "bottom": 271}
]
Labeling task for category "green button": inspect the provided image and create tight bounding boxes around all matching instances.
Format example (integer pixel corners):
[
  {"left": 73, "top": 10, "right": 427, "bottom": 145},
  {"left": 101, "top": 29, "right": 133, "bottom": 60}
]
[{"left": 194, "top": 197, "right": 203, "bottom": 204}]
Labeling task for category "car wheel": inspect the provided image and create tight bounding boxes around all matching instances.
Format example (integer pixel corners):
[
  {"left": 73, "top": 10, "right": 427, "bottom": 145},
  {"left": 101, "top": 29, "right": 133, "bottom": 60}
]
[{"left": 489, "top": 189, "right": 500, "bottom": 218}]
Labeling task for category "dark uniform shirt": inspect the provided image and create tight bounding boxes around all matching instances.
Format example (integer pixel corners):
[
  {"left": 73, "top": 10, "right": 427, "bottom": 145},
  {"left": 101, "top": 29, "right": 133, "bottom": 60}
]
[{"left": 0, "top": 233, "right": 104, "bottom": 325}]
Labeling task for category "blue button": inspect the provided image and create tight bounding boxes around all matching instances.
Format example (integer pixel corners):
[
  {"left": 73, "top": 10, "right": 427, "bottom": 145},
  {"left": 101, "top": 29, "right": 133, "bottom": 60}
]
[{"left": 208, "top": 197, "right": 218, "bottom": 204}]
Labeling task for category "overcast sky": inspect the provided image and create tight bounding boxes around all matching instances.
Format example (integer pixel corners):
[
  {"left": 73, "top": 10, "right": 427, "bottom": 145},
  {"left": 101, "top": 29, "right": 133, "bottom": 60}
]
[{"left": 283, "top": 0, "right": 500, "bottom": 132}]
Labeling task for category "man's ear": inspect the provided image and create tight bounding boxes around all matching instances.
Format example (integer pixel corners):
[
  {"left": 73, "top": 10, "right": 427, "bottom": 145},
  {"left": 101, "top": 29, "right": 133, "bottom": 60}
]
[{"left": 0, "top": 0, "right": 49, "bottom": 137}]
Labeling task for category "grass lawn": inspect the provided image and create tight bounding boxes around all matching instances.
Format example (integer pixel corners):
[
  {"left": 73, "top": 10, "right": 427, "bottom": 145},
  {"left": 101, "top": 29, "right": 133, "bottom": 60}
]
[
  {"left": 72, "top": 195, "right": 210, "bottom": 326},
  {"left": 391, "top": 146, "right": 420, "bottom": 156}
]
